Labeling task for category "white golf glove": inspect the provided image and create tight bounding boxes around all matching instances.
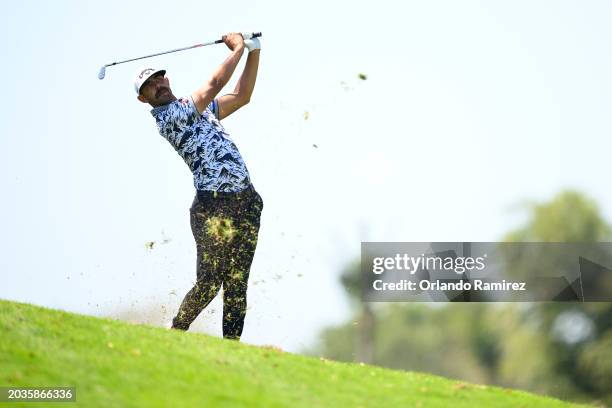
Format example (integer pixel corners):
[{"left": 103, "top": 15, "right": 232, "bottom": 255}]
[
  {"left": 242, "top": 33, "right": 261, "bottom": 52},
  {"left": 243, "top": 37, "right": 261, "bottom": 52}
]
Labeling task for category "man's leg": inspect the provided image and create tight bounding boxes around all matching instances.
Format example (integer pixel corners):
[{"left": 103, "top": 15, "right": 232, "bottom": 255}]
[
  {"left": 222, "top": 192, "right": 263, "bottom": 340},
  {"left": 172, "top": 198, "right": 227, "bottom": 330}
]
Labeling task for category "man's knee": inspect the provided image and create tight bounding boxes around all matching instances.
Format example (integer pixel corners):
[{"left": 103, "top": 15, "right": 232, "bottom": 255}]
[{"left": 195, "top": 279, "right": 222, "bottom": 299}]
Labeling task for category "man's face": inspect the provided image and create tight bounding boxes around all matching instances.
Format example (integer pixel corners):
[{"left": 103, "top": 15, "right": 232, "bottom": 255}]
[{"left": 137, "top": 73, "right": 174, "bottom": 107}]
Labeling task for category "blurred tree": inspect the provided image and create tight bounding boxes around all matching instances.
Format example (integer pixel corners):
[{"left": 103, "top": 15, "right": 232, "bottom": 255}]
[
  {"left": 503, "top": 190, "right": 612, "bottom": 404},
  {"left": 310, "top": 190, "right": 612, "bottom": 406},
  {"left": 504, "top": 190, "right": 610, "bottom": 242},
  {"left": 339, "top": 259, "right": 375, "bottom": 363}
]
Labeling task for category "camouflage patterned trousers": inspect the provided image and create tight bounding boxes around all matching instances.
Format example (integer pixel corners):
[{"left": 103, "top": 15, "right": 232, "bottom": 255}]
[{"left": 172, "top": 184, "right": 263, "bottom": 340}]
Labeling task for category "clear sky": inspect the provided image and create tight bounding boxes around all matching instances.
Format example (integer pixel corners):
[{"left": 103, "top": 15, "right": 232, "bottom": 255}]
[{"left": 1, "top": 0, "right": 611, "bottom": 353}]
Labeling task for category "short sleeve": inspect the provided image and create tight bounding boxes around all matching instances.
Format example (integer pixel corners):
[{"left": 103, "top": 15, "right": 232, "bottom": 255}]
[
  {"left": 187, "top": 95, "right": 202, "bottom": 119},
  {"left": 207, "top": 99, "right": 220, "bottom": 120}
]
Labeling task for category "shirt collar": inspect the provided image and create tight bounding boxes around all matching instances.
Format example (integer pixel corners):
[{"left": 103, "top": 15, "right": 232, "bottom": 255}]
[{"left": 150, "top": 98, "right": 179, "bottom": 117}]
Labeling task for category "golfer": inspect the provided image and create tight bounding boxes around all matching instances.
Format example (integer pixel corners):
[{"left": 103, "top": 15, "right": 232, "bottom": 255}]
[{"left": 135, "top": 32, "right": 262, "bottom": 340}]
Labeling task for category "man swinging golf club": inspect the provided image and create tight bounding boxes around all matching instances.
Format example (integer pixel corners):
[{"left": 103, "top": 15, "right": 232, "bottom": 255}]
[{"left": 135, "top": 32, "right": 262, "bottom": 340}]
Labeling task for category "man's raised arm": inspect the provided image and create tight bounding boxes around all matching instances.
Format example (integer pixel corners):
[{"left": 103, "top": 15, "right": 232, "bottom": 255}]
[
  {"left": 216, "top": 38, "right": 260, "bottom": 120},
  {"left": 192, "top": 32, "right": 244, "bottom": 114}
]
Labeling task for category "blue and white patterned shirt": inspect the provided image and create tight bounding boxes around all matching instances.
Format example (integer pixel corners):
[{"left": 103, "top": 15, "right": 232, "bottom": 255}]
[{"left": 150, "top": 96, "right": 251, "bottom": 192}]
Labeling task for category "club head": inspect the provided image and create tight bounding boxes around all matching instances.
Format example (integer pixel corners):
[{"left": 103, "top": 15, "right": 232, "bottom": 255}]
[{"left": 98, "top": 66, "right": 106, "bottom": 80}]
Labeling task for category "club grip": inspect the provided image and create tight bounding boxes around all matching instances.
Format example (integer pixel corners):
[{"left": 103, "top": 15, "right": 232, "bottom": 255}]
[
  {"left": 216, "top": 32, "right": 262, "bottom": 44},
  {"left": 242, "top": 32, "right": 262, "bottom": 40}
]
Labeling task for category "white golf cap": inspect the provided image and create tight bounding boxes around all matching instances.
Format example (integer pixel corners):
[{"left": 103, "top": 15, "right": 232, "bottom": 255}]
[{"left": 134, "top": 67, "right": 166, "bottom": 95}]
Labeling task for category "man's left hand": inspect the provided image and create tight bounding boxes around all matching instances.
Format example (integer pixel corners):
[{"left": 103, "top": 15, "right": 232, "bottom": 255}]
[{"left": 244, "top": 37, "right": 261, "bottom": 52}]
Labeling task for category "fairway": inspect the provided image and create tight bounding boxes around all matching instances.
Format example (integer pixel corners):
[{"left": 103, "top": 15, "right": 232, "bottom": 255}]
[{"left": 0, "top": 300, "right": 587, "bottom": 407}]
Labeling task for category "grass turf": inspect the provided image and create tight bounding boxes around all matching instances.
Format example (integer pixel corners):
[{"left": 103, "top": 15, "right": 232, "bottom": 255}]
[{"left": 0, "top": 299, "right": 590, "bottom": 407}]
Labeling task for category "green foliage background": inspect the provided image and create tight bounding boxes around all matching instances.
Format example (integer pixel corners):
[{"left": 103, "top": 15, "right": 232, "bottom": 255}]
[{"left": 308, "top": 190, "right": 612, "bottom": 407}]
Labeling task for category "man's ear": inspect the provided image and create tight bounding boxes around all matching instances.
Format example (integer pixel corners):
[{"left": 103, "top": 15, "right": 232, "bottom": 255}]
[{"left": 137, "top": 94, "right": 148, "bottom": 103}]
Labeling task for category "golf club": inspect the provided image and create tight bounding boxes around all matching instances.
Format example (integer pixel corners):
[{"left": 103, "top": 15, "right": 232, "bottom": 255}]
[{"left": 98, "top": 32, "right": 262, "bottom": 80}]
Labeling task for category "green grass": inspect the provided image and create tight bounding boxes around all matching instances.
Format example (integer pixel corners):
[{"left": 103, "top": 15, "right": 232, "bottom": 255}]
[{"left": 0, "top": 300, "right": 590, "bottom": 407}]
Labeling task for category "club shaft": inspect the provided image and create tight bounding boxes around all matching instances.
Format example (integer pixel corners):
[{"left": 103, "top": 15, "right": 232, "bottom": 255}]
[{"left": 104, "top": 32, "right": 261, "bottom": 68}]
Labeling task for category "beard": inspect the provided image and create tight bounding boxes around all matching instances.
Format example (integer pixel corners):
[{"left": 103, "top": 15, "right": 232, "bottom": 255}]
[{"left": 155, "top": 87, "right": 170, "bottom": 98}]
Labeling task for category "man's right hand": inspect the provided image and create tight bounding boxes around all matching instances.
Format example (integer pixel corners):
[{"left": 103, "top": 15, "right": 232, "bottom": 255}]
[{"left": 222, "top": 33, "right": 245, "bottom": 52}]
